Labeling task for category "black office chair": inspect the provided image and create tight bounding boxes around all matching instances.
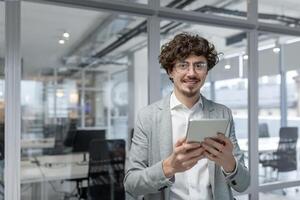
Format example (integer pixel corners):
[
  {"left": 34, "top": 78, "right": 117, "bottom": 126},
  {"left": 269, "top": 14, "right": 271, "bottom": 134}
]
[
  {"left": 259, "top": 123, "right": 270, "bottom": 138},
  {"left": 259, "top": 127, "right": 299, "bottom": 194},
  {"left": 88, "top": 139, "right": 125, "bottom": 200}
]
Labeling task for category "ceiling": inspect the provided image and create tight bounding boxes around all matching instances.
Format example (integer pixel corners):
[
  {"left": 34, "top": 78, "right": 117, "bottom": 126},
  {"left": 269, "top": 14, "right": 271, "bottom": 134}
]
[{"left": 1, "top": 0, "right": 300, "bottom": 79}]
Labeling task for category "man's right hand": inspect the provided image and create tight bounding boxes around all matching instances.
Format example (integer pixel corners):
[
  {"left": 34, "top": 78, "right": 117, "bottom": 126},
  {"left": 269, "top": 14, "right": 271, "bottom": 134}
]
[{"left": 162, "top": 137, "right": 205, "bottom": 178}]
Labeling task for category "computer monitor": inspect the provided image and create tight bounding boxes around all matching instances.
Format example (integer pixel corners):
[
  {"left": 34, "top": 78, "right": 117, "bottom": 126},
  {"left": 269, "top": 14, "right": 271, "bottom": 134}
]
[{"left": 72, "top": 129, "right": 106, "bottom": 162}]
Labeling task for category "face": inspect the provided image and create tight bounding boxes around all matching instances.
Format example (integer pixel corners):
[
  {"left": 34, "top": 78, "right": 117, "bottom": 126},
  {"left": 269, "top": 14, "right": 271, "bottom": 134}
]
[{"left": 169, "top": 55, "right": 208, "bottom": 98}]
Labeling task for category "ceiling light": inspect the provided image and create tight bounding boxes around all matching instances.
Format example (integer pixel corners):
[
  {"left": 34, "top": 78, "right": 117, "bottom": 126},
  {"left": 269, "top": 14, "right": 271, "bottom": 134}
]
[
  {"left": 58, "top": 39, "right": 65, "bottom": 44},
  {"left": 289, "top": 24, "right": 296, "bottom": 28},
  {"left": 56, "top": 90, "right": 64, "bottom": 98},
  {"left": 243, "top": 55, "right": 248, "bottom": 60},
  {"left": 273, "top": 47, "right": 280, "bottom": 53},
  {"left": 285, "top": 38, "right": 300, "bottom": 44},
  {"left": 63, "top": 32, "right": 70, "bottom": 38},
  {"left": 224, "top": 64, "right": 231, "bottom": 70},
  {"left": 258, "top": 44, "right": 275, "bottom": 51}
]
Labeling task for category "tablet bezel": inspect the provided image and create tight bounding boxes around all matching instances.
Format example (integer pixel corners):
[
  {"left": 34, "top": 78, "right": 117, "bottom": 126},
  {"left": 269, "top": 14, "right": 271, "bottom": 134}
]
[{"left": 186, "top": 119, "right": 229, "bottom": 143}]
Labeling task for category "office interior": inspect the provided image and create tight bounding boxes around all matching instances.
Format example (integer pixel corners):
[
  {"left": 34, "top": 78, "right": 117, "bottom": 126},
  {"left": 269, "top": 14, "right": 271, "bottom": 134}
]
[{"left": 1, "top": 0, "right": 300, "bottom": 199}]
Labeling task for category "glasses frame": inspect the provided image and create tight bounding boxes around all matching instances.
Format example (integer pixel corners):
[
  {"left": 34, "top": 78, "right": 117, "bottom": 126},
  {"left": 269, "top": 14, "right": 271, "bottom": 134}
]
[{"left": 174, "top": 61, "right": 208, "bottom": 74}]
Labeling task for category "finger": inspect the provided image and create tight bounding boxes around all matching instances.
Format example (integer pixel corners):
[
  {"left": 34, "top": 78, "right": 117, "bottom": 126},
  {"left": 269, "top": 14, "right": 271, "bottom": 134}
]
[
  {"left": 174, "top": 142, "right": 199, "bottom": 154},
  {"left": 202, "top": 143, "right": 222, "bottom": 158},
  {"left": 174, "top": 144, "right": 204, "bottom": 161},
  {"left": 174, "top": 145, "right": 187, "bottom": 154},
  {"left": 204, "top": 151, "right": 218, "bottom": 162},
  {"left": 204, "top": 138, "right": 224, "bottom": 151},
  {"left": 186, "top": 147, "right": 205, "bottom": 159},
  {"left": 182, "top": 155, "right": 204, "bottom": 169},
  {"left": 217, "top": 133, "right": 231, "bottom": 143},
  {"left": 183, "top": 142, "right": 202, "bottom": 151},
  {"left": 175, "top": 137, "right": 186, "bottom": 147}
]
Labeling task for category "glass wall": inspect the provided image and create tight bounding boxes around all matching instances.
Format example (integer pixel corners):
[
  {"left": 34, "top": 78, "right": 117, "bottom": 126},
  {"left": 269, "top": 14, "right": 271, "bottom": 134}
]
[
  {"left": 260, "top": 186, "right": 300, "bottom": 199},
  {"left": 1, "top": 0, "right": 299, "bottom": 199},
  {"left": 20, "top": 1, "right": 147, "bottom": 199},
  {"left": 160, "top": 0, "right": 247, "bottom": 20},
  {"left": 96, "top": 0, "right": 147, "bottom": 4},
  {"left": 258, "top": 34, "right": 300, "bottom": 197},
  {"left": 258, "top": 0, "right": 300, "bottom": 27},
  {"left": 0, "top": 1, "right": 4, "bottom": 199}
]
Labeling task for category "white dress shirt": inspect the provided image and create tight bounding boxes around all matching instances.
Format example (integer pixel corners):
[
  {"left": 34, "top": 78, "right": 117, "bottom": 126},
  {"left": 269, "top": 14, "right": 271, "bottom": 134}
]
[{"left": 169, "top": 92, "right": 213, "bottom": 200}]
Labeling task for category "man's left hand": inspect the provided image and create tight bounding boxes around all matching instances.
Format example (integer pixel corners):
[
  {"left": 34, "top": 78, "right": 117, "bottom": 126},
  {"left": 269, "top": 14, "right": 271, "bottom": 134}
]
[{"left": 201, "top": 133, "right": 236, "bottom": 173}]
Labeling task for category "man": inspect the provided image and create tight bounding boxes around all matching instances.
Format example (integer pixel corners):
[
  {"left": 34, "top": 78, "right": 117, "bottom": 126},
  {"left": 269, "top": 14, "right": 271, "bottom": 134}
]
[{"left": 124, "top": 33, "right": 250, "bottom": 200}]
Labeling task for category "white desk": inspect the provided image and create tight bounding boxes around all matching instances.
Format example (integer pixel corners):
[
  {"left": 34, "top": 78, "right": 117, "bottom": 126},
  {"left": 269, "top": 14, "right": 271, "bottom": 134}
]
[
  {"left": 21, "top": 138, "right": 55, "bottom": 149},
  {"left": 238, "top": 137, "right": 300, "bottom": 152},
  {"left": 21, "top": 154, "right": 88, "bottom": 184},
  {"left": 21, "top": 160, "right": 44, "bottom": 184}
]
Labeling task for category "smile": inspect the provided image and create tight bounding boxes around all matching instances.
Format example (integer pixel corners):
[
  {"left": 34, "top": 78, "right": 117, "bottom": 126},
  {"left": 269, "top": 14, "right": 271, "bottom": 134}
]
[{"left": 183, "top": 79, "right": 199, "bottom": 85}]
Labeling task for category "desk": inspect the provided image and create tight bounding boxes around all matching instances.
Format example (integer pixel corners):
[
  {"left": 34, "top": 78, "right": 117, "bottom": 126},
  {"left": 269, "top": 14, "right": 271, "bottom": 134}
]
[
  {"left": 21, "top": 138, "right": 55, "bottom": 149},
  {"left": 37, "top": 154, "right": 88, "bottom": 182},
  {"left": 21, "top": 154, "right": 88, "bottom": 183},
  {"left": 239, "top": 137, "right": 300, "bottom": 153},
  {"left": 21, "top": 160, "right": 43, "bottom": 184},
  {"left": 21, "top": 154, "right": 89, "bottom": 200}
]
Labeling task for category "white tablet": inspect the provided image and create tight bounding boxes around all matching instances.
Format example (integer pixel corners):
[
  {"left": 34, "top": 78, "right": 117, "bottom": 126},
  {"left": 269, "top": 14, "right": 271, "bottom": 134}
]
[{"left": 186, "top": 119, "right": 229, "bottom": 143}]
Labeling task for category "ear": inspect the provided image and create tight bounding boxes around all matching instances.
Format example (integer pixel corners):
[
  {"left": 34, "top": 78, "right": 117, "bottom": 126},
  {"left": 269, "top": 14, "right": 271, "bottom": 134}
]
[{"left": 167, "top": 68, "right": 174, "bottom": 79}]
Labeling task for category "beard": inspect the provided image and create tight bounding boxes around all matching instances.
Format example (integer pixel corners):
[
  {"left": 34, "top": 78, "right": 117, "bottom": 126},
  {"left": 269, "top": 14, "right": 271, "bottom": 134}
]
[{"left": 181, "top": 87, "right": 199, "bottom": 98}]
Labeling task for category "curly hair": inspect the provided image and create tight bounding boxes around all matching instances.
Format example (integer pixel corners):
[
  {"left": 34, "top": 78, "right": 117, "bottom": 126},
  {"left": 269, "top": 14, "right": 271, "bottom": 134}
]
[{"left": 159, "top": 32, "right": 219, "bottom": 74}]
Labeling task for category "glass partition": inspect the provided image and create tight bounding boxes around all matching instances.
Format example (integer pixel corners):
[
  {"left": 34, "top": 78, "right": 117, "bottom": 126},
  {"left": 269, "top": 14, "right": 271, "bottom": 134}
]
[
  {"left": 258, "top": 0, "right": 300, "bottom": 28},
  {"left": 21, "top": 1, "right": 147, "bottom": 199},
  {"left": 259, "top": 186, "right": 300, "bottom": 199},
  {"left": 95, "top": 0, "right": 147, "bottom": 4},
  {"left": 161, "top": 0, "right": 247, "bottom": 20},
  {"left": 0, "top": 2, "right": 5, "bottom": 199},
  {"left": 258, "top": 33, "right": 300, "bottom": 185}
]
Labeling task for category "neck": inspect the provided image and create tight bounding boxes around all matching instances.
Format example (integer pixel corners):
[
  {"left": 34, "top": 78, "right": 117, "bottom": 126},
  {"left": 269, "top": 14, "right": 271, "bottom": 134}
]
[{"left": 174, "top": 90, "right": 200, "bottom": 109}]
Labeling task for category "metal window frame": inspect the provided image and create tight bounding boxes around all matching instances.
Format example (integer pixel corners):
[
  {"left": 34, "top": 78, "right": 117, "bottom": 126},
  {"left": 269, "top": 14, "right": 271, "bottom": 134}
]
[
  {"left": 4, "top": 0, "right": 300, "bottom": 199},
  {"left": 4, "top": 0, "right": 21, "bottom": 200}
]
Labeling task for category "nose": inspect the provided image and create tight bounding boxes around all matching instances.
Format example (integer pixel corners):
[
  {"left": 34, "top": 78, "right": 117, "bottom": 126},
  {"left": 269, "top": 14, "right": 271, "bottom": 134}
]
[{"left": 186, "top": 66, "right": 197, "bottom": 75}]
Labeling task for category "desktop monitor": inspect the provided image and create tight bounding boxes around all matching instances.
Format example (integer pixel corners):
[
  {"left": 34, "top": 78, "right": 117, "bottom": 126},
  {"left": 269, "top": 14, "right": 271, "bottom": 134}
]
[{"left": 72, "top": 129, "right": 106, "bottom": 153}]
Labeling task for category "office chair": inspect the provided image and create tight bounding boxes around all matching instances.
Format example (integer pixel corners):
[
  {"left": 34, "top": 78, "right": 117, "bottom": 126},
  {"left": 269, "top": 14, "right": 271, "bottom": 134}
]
[
  {"left": 87, "top": 139, "right": 125, "bottom": 200},
  {"left": 259, "top": 127, "right": 299, "bottom": 195},
  {"left": 259, "top": 123, "right": 270, "bottom": 138}
]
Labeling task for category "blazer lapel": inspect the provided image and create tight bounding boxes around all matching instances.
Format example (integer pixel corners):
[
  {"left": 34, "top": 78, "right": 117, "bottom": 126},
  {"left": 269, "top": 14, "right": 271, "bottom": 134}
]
[
  {"left": 202, "top": 95, "right": 216, "bottom": 198},
  {"left": 158, "top": 95, "right": 173, "bottom": 161}
]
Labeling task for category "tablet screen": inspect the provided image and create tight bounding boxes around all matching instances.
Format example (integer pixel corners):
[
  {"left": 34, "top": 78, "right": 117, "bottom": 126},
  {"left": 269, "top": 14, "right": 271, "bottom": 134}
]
[{"left": 186, "top": 119, "right": 229, "bottom": 143}]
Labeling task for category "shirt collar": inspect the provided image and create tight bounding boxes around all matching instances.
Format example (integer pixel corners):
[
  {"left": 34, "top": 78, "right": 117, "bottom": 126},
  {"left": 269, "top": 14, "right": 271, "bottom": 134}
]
[{"left": 170, "top": 92, "right": 203, "bottom": 110}]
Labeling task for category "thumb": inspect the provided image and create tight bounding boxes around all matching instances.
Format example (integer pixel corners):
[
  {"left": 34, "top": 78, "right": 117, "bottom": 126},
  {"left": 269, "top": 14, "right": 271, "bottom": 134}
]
[{"left": 175, "top": 137, "right": 186, "bottom": 147}]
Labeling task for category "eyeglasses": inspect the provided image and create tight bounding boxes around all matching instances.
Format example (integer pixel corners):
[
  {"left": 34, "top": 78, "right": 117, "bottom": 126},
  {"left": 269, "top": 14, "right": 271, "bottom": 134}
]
[{"left": 174, "top": 61, "right": 208, "bottom": 73}]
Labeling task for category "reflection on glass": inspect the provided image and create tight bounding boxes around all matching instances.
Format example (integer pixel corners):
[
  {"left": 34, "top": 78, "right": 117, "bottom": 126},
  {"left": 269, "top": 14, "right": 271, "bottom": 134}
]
[
  {"left": 258, "top": 0, "right": 300, "bottom": 27},
  {"left": 259, "top": 186, "right": 300, "bottom": 199},
  {"left": 96, "top": 0, "right": 147, "bottom": 4},
  {"left": 0, "top": 1, "right": 4, "bottom": 198},
  {"left": 258, "top": 34, "right": 300, "bottom": 185},
  {"left": 84, "top": 90, "right": 107, "bottom": 127},
  {"left": 21, "top": 1, "right": 146, "bottom": 199},
  {"left": 161, "top": 0, "right": 247, "bottom": 19}
]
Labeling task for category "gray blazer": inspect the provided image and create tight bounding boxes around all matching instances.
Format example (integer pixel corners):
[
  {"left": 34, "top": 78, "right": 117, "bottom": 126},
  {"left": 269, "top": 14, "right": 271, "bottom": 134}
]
[{"left": 124, "top": 95, "right": 250, "bottom": 200}]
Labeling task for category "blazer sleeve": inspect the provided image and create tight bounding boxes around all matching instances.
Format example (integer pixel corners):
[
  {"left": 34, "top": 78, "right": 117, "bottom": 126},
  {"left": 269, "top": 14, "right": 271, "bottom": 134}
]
[
  {"left": 124, "top": 110, "right": 173, "bottom": 197},
  {"left": 224, "top": 108, "right": 250, "bottom": 192}
]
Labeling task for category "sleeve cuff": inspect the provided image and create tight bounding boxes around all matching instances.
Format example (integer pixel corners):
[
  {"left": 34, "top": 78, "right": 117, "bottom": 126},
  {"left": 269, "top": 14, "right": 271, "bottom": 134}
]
[{"left": 222, "top": 157, "right": 238, "bottom": 177}]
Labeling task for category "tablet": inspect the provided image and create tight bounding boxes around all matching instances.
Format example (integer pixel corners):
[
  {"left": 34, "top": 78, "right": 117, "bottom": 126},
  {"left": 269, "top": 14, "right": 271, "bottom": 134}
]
[{"left": 186, "top": 119, "right": 229, "bottom": 143}]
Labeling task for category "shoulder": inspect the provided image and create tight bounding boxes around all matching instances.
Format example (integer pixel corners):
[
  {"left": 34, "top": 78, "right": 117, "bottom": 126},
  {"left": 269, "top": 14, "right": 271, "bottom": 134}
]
[
  {"left": 138, "top": 96, "right": 169, "bottom": 116},
  {"left": 202, "top": 95, "right": 232, "bottom": 115}
]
